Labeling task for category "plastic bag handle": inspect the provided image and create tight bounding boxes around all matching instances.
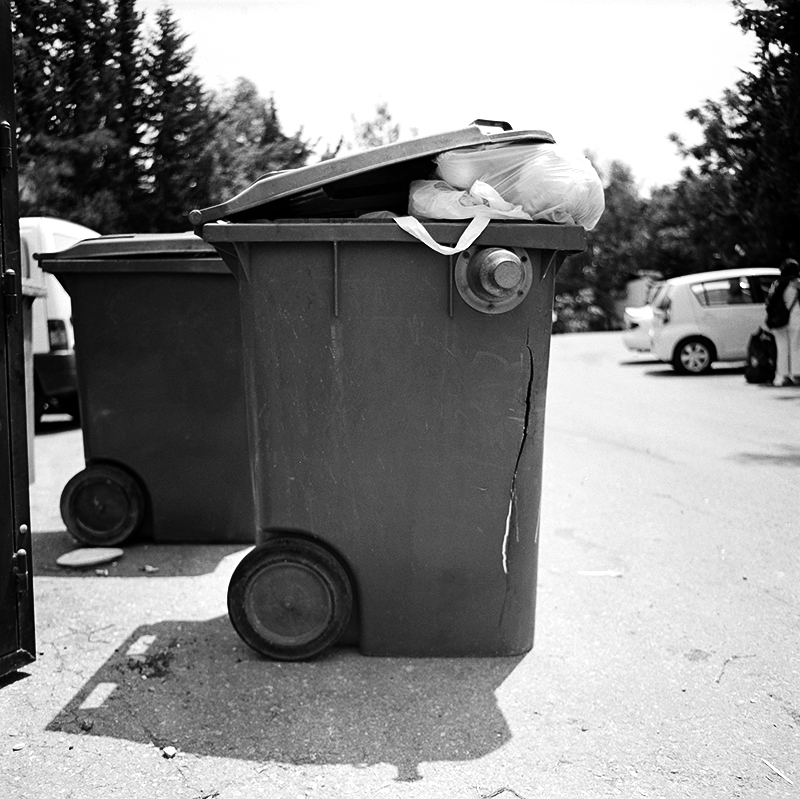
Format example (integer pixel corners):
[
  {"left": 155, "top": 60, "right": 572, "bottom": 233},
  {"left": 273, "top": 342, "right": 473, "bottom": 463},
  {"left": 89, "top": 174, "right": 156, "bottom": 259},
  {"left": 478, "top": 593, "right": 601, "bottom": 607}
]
[
  {"left": 470, "top": 119, "right": 512, "bottom": 131},
  {"left": 392, "top": 215, "right": 490, "bottom": 255}
]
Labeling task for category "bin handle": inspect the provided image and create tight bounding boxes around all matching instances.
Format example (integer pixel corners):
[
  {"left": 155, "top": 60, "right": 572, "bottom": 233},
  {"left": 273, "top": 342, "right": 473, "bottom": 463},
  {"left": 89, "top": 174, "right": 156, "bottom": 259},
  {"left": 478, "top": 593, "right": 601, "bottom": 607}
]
[
  {"left": 392, "top": 215, "right": 490, "bottom": 255},
  {"left": 470, "top": 119, "right": 513, "bottom": 131}
]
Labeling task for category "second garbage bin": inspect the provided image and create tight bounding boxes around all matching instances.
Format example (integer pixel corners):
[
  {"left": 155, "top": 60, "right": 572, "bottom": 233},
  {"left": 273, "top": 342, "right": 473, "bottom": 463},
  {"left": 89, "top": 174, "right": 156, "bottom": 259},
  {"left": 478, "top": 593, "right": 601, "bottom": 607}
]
[
  {"left": 192, "top": 124, "right": 587, "bottom": 658},
  {"left": 39, "top": 233, "right": 254, "bottom": 546}
]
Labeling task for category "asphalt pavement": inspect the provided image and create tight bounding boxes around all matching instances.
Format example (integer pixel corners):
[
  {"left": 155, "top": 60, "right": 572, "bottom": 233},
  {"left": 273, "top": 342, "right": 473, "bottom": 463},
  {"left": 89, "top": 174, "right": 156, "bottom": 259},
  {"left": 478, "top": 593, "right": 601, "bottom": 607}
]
[{"left": 1, "top": 331, "right": 798, "bottom": 799}]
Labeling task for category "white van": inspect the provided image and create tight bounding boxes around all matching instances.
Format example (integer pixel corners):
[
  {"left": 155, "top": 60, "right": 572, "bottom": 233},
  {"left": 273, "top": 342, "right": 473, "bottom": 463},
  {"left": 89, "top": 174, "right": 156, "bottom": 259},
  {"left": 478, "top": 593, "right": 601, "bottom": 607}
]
[{"left": 19, "top": 216, "right": 100, "bottom": 421}]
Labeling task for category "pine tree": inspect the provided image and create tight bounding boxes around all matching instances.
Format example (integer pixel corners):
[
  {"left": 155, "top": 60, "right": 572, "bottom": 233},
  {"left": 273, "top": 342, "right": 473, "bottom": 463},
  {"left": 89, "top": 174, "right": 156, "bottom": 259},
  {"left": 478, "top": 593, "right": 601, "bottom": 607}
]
[
  {"left": 12, "top": 0, "right": 63, "bottom": 143},
  {"left": 139, "top": 4, "right": 215, "bottom": 231},
  {"left": 106, "top": 0, "right": 145, "bottom": 222},
  {"left": 13, "top": 0, "right": 129, "bottom": 230}
]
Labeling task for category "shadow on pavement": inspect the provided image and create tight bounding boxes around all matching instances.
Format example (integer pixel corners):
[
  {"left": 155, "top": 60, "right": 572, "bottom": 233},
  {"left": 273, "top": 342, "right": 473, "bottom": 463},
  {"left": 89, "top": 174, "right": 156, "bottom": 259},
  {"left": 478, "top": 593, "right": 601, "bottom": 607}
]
[
  {"left": 31, "top": 530, "right": 249, "bottom": 578},
  {"left": 732, "top": 445, "right": 800, "bottom": 467},
  {"left": 618, "top": 356, "right": 661, "bottom": 366},
  {"left": 644, "top": 364, "right": 746, "bottom": 378},
  {"left": 0, "top": 670, "right": 31, "bottom": 690},
  {"left": 47, "top": 616, "right": 519, "bottom": 781}
]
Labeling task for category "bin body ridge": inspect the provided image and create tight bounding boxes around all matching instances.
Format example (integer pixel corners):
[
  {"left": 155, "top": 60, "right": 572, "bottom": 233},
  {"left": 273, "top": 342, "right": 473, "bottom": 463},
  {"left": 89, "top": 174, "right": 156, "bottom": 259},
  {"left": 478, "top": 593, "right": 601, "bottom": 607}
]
[{"left": 222, "top": 223, "right": 564, "bottom": 656}]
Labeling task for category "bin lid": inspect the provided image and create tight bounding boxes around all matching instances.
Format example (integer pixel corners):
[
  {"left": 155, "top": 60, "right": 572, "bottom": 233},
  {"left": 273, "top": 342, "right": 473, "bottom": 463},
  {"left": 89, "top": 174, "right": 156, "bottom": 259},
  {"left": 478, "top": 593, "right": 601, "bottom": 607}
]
[
  {"left": 190, "top": 122, "right": 555, "bottom": 226},
  {"left": 38, "top": 232, "right": 223, "bottom": 274}
]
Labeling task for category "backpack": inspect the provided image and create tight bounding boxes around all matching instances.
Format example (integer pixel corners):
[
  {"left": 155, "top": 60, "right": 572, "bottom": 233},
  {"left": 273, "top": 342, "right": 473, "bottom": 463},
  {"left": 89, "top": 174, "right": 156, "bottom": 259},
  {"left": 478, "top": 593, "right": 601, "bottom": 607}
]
[
  {"left": 744, "top": 327, "right": 777, "bottom": 384},
  {"left": 765, "top": 280, "right": 796, "bottom": 330}
]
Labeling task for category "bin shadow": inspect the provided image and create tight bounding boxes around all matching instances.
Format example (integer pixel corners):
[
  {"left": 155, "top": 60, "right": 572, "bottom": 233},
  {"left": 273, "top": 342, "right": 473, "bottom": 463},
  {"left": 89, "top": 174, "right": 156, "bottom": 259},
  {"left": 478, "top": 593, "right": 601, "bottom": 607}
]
[
  {"left": 32, "top": 530, "right": 249, "bottom": 578},
  {"left": 47, "top": 617, "right": 520, "bottom": 782}
]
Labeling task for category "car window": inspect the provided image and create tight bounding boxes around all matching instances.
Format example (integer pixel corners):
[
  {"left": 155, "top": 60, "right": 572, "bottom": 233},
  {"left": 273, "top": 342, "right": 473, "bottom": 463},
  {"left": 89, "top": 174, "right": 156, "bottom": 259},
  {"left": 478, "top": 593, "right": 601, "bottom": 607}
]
[{"left": 691, "top": 277, "right": 755, "bottom": 307}]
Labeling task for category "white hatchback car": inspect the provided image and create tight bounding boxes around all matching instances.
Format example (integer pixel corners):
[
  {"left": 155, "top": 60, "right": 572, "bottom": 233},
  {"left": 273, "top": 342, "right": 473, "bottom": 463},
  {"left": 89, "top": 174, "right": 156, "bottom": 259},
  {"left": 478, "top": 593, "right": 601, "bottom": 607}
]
[{"left": 650, "top": 267, "right": 779, "bottom": 374}]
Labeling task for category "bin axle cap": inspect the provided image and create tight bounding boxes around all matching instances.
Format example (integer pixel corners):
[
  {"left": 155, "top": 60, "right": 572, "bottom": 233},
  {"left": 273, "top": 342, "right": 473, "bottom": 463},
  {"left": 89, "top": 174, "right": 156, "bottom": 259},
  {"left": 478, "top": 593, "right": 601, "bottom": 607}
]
[{"left": 455, "top": 246, "right": 532, "bottom": 314}]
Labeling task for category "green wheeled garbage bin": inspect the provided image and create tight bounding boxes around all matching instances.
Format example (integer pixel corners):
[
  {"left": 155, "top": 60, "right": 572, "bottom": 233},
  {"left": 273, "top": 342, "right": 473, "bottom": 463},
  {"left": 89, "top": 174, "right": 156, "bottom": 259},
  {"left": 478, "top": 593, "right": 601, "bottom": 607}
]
[
  {"left": 38, "top": 233, "right": 254, "bottom": 546},
  {"left": 192, "top": 123, "right": 587, "bottom": 659}
]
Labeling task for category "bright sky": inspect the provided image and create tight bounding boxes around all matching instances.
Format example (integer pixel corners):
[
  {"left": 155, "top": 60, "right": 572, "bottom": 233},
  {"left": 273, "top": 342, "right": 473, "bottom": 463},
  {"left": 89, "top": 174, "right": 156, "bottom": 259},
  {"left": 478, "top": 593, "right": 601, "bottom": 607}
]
[{"left": 137, "top": 0, "right": 757, "bottom": 191}]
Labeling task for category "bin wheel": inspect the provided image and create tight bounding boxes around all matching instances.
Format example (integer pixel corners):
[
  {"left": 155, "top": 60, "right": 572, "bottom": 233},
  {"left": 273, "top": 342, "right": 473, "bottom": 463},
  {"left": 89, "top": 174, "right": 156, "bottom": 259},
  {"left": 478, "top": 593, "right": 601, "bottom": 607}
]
[
  {"left": 227, "top": 537, "right": 353, "bottom": 661},
  {"left": 60, "top": 464, "right": 145, "bottom": 546}
]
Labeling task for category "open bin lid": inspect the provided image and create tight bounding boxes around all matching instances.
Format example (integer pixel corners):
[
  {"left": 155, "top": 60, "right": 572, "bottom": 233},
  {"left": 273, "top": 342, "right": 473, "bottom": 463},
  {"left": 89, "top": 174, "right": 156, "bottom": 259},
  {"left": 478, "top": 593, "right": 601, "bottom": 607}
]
[
  {"left": 190, "top": 122, "right": 555, "bottom": 226},
  {"left": 37, "top": 232, "right": 224, "bottom": 274}
]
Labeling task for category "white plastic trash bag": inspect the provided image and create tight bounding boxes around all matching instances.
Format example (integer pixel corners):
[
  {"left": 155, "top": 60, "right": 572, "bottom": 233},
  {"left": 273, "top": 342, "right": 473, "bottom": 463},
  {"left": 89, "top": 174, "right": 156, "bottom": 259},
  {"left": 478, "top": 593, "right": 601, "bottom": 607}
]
[
  {"left": 386, "top": 179, "right": 535, "bottom": 256},
  {"left": 434, "top": 143, "right": 605, "bottom": 230},
  {"left": 407, "top": 179, "right": 532, "bottom": 221}
]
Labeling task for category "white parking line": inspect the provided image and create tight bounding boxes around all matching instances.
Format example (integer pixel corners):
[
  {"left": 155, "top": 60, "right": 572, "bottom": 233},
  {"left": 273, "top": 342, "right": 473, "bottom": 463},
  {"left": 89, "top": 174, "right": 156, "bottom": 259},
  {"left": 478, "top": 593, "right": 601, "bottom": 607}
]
[
  {"left": 126, "top": 634, "right": 156, "bottom": 657},
  {"left": 78, "top": 682, "right": 118, "bottom": 710}
]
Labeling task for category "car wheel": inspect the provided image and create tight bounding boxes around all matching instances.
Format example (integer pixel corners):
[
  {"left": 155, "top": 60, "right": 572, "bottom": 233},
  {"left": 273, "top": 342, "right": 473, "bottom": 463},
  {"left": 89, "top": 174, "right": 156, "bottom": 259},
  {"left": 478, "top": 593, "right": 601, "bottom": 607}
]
[
  {"left": 673, "top": 338, "right": 714, "bottom": 375},
  {"left": 60, "top": 464, "right": 146, "bottom": 546},
  {"left": 228, "top": 537, "right": 353, "bottom": 661}
]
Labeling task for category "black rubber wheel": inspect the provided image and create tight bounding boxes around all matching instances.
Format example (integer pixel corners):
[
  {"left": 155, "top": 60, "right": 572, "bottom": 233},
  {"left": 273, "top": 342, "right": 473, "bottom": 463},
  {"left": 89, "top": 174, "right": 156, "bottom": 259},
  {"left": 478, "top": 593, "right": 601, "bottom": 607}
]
[
  {"left": 672, "top": 337, "right": 714, "bottom": 374},
  {"left": 60, "top": 464, "right": 145, "bottom": 546},
  {"left": 227, "top": 537, "right": 353, "bottom": 661}
]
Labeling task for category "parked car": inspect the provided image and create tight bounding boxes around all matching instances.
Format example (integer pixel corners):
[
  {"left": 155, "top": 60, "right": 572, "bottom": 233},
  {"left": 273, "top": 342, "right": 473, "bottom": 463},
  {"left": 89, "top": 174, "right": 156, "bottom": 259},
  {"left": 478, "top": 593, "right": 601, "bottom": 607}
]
[
  {"left": 650, "top": 267, "right": 779, "bottom": 374},
  {"left": 19, "top": 216, "right": 101, "bottom": 422},
  {"left": 623, "top": 304, "right": 654, "bottom": 352},
  {"left": 622, "top": 282, "right": 663, "bottom": 352}
]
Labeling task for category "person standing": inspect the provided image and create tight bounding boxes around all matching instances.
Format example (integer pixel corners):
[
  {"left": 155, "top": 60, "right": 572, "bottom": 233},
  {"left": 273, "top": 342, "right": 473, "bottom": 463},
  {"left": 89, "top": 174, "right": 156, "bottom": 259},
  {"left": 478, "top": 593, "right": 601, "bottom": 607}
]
[{"left": 767, "top": 257, "right": 800, "bottom": 386}]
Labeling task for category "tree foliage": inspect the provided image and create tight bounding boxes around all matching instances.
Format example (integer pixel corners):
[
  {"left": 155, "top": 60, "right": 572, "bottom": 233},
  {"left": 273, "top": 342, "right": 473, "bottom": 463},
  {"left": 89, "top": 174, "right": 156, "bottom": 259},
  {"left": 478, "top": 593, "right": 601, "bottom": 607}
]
[
  {"left": 673, "top": 0, "right": 800, "bottom": 267},
  {"left": 731, "top": 0, "right": 800, "bottom": 261},
  {"left": 207, "top": 78, "right": 312, "bottom": 203},
  {"left": 556, "top": 0, "right": 800, "bottom": 331},
  {"left": 13, "top": 0, "right": 136, "bottom": 229},
  {"left": 13, "top": 0, "right": 798, "bottom": 327},
  {"left": 346, "top": 103, "right": 417, "bottom": 151},
  {"left": 555, "top": 159, "right": 647, "bottom": 331}
]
